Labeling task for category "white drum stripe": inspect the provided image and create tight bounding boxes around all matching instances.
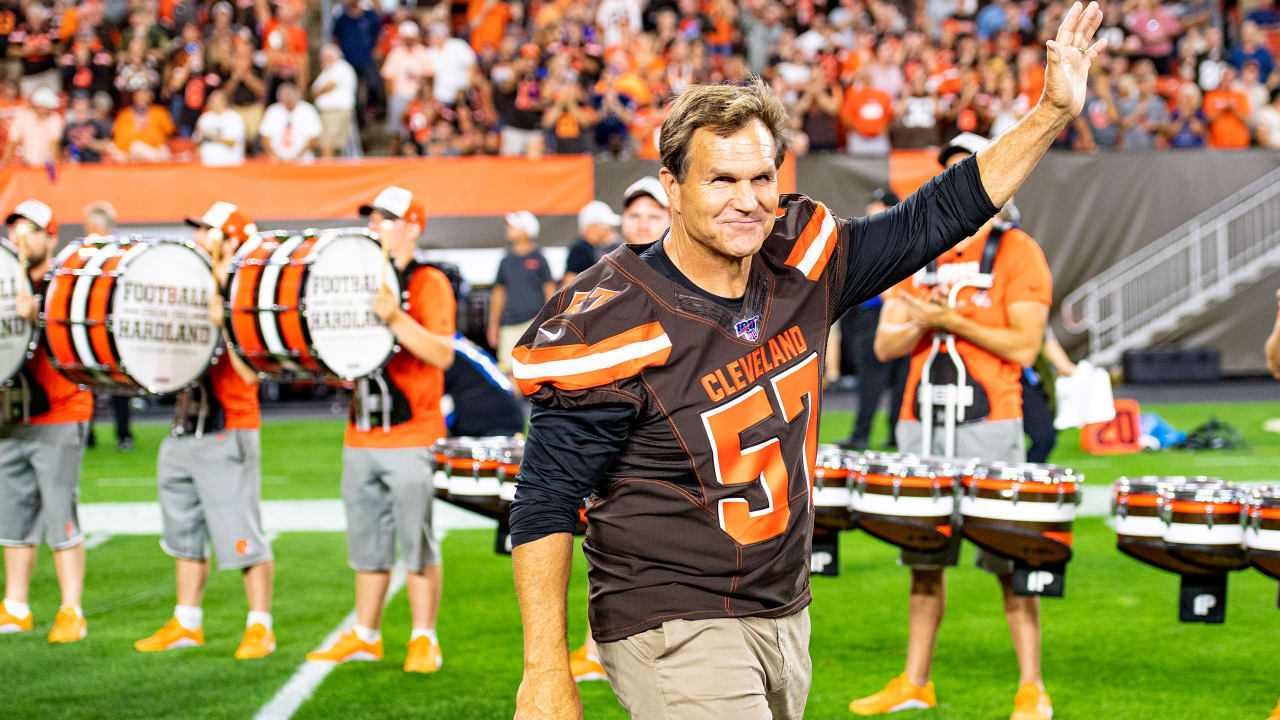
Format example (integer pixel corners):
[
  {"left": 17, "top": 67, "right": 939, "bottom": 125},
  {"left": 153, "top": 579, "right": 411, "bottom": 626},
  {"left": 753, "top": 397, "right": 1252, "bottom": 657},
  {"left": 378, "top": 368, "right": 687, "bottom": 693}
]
[
  {"left": 258, "top": 237, "right": 305, "bottom": 373},
  {"left": 960, "top": 496, "right": 1077, "bottom": 523},
  {"left": 511, "top": 334, "right": 672, "bottom": 379},
  {"left": 68, "top": 243, "right": 115, "bottom": 374},
  {"left": 1111, "top": 515, "right": 1167, "bottom": 538},
  {"left": 1164, "top": 523, "right": 1244, "bottom": 545},
  {"left": 1246, "top": 527, "right": 1280, "bottom": 552},
  {"left": 853, "top": 491, "right": 955, "bottom": 518}
]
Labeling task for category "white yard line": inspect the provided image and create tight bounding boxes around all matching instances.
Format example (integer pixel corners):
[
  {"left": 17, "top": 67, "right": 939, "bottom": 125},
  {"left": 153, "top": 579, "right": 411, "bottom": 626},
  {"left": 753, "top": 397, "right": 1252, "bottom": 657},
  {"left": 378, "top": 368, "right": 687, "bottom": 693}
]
[
  {"left": 252, "top": 565, "right": 408, "bottom": 720},
  {"left": 82, "top": 533, "right": 113, "bottom": 550}
]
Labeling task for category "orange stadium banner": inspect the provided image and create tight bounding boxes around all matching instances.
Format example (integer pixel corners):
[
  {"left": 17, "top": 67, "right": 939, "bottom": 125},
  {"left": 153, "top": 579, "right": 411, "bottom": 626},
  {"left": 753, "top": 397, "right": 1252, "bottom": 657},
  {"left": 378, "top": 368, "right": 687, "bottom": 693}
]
[{"left": 0, "top": 156, "right": 595, "bottom": 224}]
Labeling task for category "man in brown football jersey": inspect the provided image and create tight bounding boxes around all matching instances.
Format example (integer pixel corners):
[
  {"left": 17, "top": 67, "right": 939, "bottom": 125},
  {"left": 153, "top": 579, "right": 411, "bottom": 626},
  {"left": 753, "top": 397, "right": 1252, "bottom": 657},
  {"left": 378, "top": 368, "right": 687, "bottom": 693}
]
[{"left": 510, "top": 5, "right": 1106, "bottom": 718}]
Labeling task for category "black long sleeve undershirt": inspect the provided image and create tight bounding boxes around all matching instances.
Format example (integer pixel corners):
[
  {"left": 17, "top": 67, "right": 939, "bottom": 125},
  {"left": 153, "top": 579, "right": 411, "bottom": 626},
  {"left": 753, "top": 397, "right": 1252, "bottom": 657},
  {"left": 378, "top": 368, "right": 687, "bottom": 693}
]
[{"left": 509, "top": 154, "right": 997, "bottom": 547}]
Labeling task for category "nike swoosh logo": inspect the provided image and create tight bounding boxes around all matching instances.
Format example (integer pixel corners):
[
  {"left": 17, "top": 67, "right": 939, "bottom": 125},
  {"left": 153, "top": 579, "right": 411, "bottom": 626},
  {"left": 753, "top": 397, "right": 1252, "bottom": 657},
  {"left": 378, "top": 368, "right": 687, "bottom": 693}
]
[{"left": 538, "top": 326, "right": 565, "bottom": 341}]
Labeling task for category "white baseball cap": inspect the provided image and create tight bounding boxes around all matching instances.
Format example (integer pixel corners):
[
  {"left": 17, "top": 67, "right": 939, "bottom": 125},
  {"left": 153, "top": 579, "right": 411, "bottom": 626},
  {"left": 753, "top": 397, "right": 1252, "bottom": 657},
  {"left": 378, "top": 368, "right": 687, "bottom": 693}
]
[
  {"left": 185, "top": 200, "right": 238, "bottom": 230},
  {"left": 578, "top": 201, "right": 621, "bottom": 232},
  {"left": 6, "top": 199, "right": 55, "bottom": 232},
  {"left": 31, "top": 87, "right": 59, "bottom": 109},
  {"left": 505, "top": 210, "right": 540, "bottom": 240},
  {"left": 623, "top": 176, "right": 668, "bottom": 209},
  {"left": 359, "top": 185, "right": 426, "bottom": 225},
  {"left": 938, "top": 132, "right": 988, "bottom": 166}
]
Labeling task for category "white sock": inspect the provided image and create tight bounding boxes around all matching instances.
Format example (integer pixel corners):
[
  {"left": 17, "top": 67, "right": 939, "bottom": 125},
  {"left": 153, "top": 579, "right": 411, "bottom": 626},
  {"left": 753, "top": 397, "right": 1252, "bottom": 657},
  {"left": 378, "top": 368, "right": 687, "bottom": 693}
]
[
  {"left": 174, "top": 605, "right": 203, "bottom": 631},
  {"left": 246, "top": 611, "right": 273, "bottom": 630},
  {"left": 410, "top": 628, "right": 437, "bottom": 644},
  {"left": 353, "top": 624, "right": 380, "bottom": 643},
  {"left": 3, "top": 598, "right": 29, "bottom": 618},
  {"left": 62, "top": 606, "right": 84, "bottom": 619}
]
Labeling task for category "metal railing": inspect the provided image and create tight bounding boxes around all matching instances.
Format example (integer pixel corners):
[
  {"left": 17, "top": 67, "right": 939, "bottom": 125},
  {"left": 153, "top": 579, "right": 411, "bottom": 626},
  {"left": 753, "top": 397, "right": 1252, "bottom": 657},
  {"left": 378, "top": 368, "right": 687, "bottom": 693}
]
[{"left": 1062, "top": 167, "right": 1280, "bottom": 366}]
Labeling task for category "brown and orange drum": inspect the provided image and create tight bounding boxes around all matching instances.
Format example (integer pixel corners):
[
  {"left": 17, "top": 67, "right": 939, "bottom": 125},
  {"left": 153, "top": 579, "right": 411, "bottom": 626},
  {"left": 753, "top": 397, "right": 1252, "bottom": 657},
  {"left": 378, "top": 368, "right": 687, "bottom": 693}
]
[
  {"left": 1111, "top": 476, "right": 1219, "bottom": 575},
  {"left": 851, "top": 453, "right": 957, "bottom": 553},
  {"left": 1245, "top": 485, "right": 1280, "bottom": 580},
  {"left": 960, "top": 462, "right": 1080, "bottom": 566},
  {"left": 1162, "top": 481, "right": 1248, "bottom": 572}
]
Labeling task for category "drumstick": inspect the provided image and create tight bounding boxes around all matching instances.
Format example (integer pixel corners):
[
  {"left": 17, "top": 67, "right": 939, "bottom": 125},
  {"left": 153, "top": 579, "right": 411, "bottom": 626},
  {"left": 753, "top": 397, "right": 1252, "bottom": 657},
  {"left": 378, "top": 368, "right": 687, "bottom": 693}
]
[{"left": 379, "top": 219, "right": 394, "bottom": 286}]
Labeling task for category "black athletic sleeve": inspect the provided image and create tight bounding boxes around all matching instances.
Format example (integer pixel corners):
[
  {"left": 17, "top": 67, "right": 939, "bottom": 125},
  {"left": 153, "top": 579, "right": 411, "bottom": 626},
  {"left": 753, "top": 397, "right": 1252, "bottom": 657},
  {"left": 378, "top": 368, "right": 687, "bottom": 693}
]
[
  {"left": 508, "top": 402, "right": 638, "bottom": 547},
  {"left": 835, "top": 154, "right": 999, "bottom": 316}
]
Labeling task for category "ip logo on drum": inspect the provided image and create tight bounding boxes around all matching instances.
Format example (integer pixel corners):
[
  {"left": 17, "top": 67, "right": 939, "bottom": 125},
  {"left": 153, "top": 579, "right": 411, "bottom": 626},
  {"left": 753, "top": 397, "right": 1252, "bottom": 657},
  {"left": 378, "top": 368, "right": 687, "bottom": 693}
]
[
  {"left": 1026, "top": 571, "right": 1054, "bottom": 593},
  {"left": 1193, "top": 594, "right": 1217, "bottom": 616}
]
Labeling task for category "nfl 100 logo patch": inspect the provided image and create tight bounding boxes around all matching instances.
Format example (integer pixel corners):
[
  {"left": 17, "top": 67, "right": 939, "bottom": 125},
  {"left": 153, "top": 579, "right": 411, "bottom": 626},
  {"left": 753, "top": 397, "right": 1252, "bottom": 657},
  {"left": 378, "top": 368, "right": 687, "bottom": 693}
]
[{"left": 734, "top": 315, "right": 761, "bottom": 342}]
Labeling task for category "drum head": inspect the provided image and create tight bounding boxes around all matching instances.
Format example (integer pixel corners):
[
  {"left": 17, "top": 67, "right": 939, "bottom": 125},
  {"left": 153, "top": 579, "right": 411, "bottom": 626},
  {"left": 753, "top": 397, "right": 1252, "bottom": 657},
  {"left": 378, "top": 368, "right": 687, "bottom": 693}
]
[
  {"left": 304, "top": 233, "right": 399, "bottom": 380},
  {"left": 113, "top": 242, "right": 219, "bottom": 393},
  {"left": 0, "top": 239, "right": 33, "bottom": 383}
]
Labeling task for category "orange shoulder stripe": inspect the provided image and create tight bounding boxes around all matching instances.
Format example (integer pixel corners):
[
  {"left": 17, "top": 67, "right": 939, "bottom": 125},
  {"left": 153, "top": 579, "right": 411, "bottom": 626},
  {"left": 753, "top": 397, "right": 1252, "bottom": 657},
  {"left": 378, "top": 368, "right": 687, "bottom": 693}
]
[
  {"left": 783, "top": 201, "right": 839, "bottom": 280},
  {"left": 512, "top": 321, "right": 671, "bottom": 394}
]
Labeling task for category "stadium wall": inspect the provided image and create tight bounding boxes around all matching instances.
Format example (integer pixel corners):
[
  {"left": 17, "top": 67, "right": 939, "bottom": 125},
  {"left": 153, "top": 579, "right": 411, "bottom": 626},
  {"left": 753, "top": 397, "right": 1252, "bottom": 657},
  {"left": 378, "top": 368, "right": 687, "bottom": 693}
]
[{"left": 4, "top": 150, "right": 1274, "bottom": 372}]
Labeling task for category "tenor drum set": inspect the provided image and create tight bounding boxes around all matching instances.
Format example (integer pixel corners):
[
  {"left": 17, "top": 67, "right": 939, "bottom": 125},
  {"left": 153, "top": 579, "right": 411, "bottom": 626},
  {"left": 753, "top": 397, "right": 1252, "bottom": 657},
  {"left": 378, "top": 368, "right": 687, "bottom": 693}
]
[
  {"left": 1110, "top": 476, "right": 1280, "bottom": 622},
  {"left": 814, "top": 444, "right": 1081, "bottom": 594},
  {"left": 1, "top": 228, "right": 400, "bottom": 407}
]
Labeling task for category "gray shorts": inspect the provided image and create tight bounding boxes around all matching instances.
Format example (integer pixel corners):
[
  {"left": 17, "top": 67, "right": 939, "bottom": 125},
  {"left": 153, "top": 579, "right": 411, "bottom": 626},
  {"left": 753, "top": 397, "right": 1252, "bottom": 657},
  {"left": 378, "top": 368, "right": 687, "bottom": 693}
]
[
  {"left": 896, "top": 418, "right": 1026, "bottom": 574},
  {"left": 157, "top": 430, "right": 272, "bottom": 571},
  {"left": 0, "top": 422, "right": 88, "bottom": 549},
  {"left": 341, "top": 446, "right": 440, "bottom": 572}
]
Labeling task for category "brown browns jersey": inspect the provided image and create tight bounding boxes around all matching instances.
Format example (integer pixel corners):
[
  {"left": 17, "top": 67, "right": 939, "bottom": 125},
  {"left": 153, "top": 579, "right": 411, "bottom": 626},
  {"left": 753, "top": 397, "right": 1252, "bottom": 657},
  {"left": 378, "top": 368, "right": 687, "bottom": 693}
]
[{"left": 514, "top": 194, "right": 851, "bottom": 642}]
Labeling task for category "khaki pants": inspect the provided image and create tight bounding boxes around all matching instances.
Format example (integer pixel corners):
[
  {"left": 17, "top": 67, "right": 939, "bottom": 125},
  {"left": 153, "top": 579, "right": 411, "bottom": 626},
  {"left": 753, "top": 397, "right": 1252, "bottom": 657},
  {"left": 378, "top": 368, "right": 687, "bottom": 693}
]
[
  {"left": 235, "top": 104, "right": 266, "bottom": 144},
  {"left": 597, "top": 609, "right": 811, "bottom": 720},
  {"left": 497, "top": 322, "right": 531, "bottom": 373}
]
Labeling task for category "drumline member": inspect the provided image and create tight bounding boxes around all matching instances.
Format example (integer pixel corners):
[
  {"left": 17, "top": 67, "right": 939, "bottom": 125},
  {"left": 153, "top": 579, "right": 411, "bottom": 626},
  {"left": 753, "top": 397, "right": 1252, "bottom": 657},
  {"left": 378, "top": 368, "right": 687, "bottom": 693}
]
[
  {"left": 512, "top": 6, "right": 1104, "bottom": 716},
  {"left": 306, "top": 186, "right": 456, "bottom": 673},
  {"left": 133, "top": 203, "right": 277, "bottom": 659},
  {"left": 0, "top": 200, "right": 94, "bottom": 643},
  {"left": 566, "top": 176, "right": 673, "bottom": 685},
  {"left": 853, "top": 134, "right": 1055, "bottom": 719}
]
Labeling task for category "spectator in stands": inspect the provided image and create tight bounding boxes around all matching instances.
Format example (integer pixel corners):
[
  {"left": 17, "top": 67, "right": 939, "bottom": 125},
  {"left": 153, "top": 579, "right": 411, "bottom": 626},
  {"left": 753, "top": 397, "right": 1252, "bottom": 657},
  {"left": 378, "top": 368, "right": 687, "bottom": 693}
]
[
  {"left": 1231, "top": 21, "right": 1275, "bottom": 81},
  {"left": 1204, "top": 65, "right": 1252, "bottom": 149},
  {"left": 1237, "top": 61, "right": 1270, "bottom": 120},
  {"left": 115, "top": 36, "right": 162, "bottom": 105},
  {"left": 382, "top": 21, "right": 431, "bottom": 156},
  {"left": 62, "top": 90, "right": 112, "bottom": 163},
  {"left": 61, "top": 36, "right": 114, "bottom": 99},
  {"left": 163, "top": 22, "right": 208, "bottom": 137},
  {"left": 487, "top": 210, "right": 554, "bottom": 372},
  {"left": 1167, "top": 83, "right": 1208, "bottom": 148},
  {"left": 468, "top": 0, "right": 512, "bottom": 55},
  {"left": 312, "top": 43, "right": 357, "bottom": 158},
  {"left": 3, "top": 87, "right": 62, "bottom": 167},
  {"left": 1192, "top": 27, "right": 1230, "bottom": 92},
  {"left": 259, "top": 81, "right": 321, "bottom": 162},
  {"left": 193, "top": 88, "right": 245, "bottom": 166},
  {"left": 12, "top": 2, "right": 62, "bottom": 97},
  {"left": 793, "top": 74, "right": 842, "bottom": 154},
  {"left": 741, "top": 1, "right": 785, "bottom": 75},
  {"left": 1254, "top": 88, "right": 1280, "bottom": 149},
  {"left": 1115, "top": 72, "right": 1168, "bottom": 150},
  {"left": 332, "top": 0, "right": 382, "bottom": 124},
  {"left": 426, "top": 23, "right": 477, "bottom": 108},
  {"left": 543, "top": 64, "right": 595, "bottom": 154},
  {"left": 112, "top": 86, "right": 174, "bottom": 161},
  {"left": 205, "top": 2, "right": 237, "bottom": 72},
  {"left": 222, "top": 42, "right": 267, "bottom": 151},
  {"left": 1125, "top": 0, "right": 1180, "bottom": 75},
  {"left": 591, "top": 65, "right": 636, "bottom": 158},
  {"left": 892, "top": 71, "right": 941, "bottom": 149},
  {"left": 841, "top": 67, "right": 893, "bottom": 155},
  {"left": 0, "top": 81, "right": 23, "bottom": 154},
  {"left": 495, "top": 48, "right": 547, "bottom": 157},
  {"left": 1076, "top": 66, "right": 1119, "bottom": 151},
  {"left": 263, "top": 1, "right": 309, "bottom": 104},
  {"left": 120, "top": 5, "right": 168, "bottom": 58},
  {"left": 562, "top": 200, "right": 621, "bottom": 287}
]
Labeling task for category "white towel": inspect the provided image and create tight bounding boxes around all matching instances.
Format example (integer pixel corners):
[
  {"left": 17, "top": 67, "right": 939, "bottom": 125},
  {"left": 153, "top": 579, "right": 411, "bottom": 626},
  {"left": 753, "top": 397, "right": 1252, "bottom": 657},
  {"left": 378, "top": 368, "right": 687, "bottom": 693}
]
[{"left": 1053, "top": 360, "right": 1116, "bottom": 429}]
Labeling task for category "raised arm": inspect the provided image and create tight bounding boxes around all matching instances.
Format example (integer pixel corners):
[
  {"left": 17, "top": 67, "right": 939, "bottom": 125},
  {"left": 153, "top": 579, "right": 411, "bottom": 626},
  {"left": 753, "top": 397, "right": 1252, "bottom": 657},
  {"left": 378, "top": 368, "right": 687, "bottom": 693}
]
[
  {"left": 1267, "top": 288, "right": 1280, "bottom": 379},
  {"left": 975, "top": 1, "right": 1106, "bottom": 207}
]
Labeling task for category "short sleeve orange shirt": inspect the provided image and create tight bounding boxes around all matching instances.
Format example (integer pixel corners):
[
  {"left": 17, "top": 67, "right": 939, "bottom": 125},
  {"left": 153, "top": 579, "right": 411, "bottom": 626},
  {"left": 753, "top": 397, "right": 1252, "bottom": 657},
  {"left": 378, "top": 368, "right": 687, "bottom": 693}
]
[
  {"left": 344, "top": 264, "right": 456, "bottom": 449},
  {"left": 894, "top": 228, "right": 1052, "bottom": 424}
]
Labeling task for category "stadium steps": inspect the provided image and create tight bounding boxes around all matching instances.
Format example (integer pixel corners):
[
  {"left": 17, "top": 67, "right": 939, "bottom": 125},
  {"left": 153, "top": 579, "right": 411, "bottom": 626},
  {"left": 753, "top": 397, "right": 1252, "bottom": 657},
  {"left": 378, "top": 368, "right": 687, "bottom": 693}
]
[{"left": 1062, "top": 166, "right": 1280, "bottom": 367}]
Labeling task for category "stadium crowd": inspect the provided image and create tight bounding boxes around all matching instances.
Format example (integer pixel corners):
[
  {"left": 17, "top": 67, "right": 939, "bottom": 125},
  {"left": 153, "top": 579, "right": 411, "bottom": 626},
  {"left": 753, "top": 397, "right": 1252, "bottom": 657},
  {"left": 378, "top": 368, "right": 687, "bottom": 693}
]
[{"left": 0, "top": 0, "right": 1277, "bottom": 166}]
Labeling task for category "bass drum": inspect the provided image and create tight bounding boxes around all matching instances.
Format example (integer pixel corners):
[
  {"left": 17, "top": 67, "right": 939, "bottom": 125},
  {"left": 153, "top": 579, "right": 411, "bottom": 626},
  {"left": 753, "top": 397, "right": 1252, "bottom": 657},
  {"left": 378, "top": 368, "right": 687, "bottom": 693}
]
[
  {"left": 0, "top": 238, "right": 34, "bottom": 384},
  {"left": 44, "top": 237, "right": 219, "bottom": 393},
  {"left": 226, "top": 228, "right": 398, "bottom": 380}
]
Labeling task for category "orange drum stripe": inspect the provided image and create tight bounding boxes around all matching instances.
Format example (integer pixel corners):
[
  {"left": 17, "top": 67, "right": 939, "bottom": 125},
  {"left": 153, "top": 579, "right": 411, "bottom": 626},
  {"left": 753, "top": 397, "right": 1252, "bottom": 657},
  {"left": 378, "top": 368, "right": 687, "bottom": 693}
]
[
  {"left": 864, "top": 473, "right": 954, "bottom": 489},
  {"left": 1043, "top": 531, "right": 1074, "bottom": 547},
  {"left": 277, "top": 237, "right": 320, "bottom": 373},
  {"left": 1251, "top": 507, "right": 1280, "bottom": 520},
  {"left": 44, "top": 247, "right": 89, "bottom": 376},
  {"left": 446, "top": 458, "right": 501, "bottom": 471},
  {"left": 1169, "top": 502, "right": 1243, "bottom": 515},
  {"left": 512, "top": 321, "right": 672, "bottom": 394},
  {"left": 1116, "top": 493, "right": 1161, "bottom": 507},
  {"left": 966, "top": 478, "right": 1077, "bottom": 494},
  {"left": 937, "top": 525, "right": 952, "bottom": 537},
  {"left": 816, "top": 468, "right": 850, "bottom": 479},
  {"left": 86, "top": 253, "right": 131, "bottom": 384},
  {"left": 229, "top": 244, "right": 274, "bottom": 374}
]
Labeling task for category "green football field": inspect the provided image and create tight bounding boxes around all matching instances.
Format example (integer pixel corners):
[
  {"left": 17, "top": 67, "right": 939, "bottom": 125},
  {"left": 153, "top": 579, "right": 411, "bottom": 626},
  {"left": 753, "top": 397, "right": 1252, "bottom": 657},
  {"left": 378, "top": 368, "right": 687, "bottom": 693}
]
[{"left": 4, "top": 399, "right": 1280, "bottom": 719}]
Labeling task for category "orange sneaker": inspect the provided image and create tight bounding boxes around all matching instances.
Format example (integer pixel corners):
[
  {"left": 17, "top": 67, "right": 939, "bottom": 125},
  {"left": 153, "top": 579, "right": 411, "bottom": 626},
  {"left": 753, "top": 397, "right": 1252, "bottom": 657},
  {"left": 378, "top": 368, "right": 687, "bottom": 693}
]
[
  {"left": 235, "top": 623, "right": 276, "bottom": 659},
  {"left": 1011, "top": 684, "right": 1053, "bottom": 720},
  {"left": 135, "top": 618, "right": 203, "bottom": 652},
  {"left": 0, "top": 606, "right": 33, "bottom": 634},
  {"left": 1266, "top": 697, "right": 1279, "bottom": 720},
  {"left": 569, "top": 645, "right": 606, "bottom": 682},
  {"left": 849, "top": 674, "right": 937, "bottom": 715},
  {"left": 48, "top": 607, "right": 86, "bottom": 644},
  {"left": 403, "top": 635, "right": 443, "bottom": 673},
  {"left": 306, "top": 629, "right": 382, "bottom": 663}
]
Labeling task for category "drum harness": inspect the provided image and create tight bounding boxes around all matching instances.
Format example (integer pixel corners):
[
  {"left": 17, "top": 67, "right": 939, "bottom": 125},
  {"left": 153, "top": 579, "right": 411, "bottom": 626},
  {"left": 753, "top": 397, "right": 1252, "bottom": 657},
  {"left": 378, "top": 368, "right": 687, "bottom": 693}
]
[{"left": 917, "top": 224, "right": 1007, "bottom": 458}]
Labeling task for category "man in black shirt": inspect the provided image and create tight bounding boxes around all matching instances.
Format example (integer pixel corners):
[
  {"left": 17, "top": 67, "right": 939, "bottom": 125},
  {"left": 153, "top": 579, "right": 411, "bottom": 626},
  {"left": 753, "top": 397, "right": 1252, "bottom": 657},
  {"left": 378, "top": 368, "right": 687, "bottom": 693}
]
[
  {"left": 512, "top": 5, "right": 1105, "bottom": 718},
  {"left": 561, "top": 200, "right": 621, "bottom": 287},
  {"left": 487, "top": 211, "right": 555, "bottom": 373}
]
